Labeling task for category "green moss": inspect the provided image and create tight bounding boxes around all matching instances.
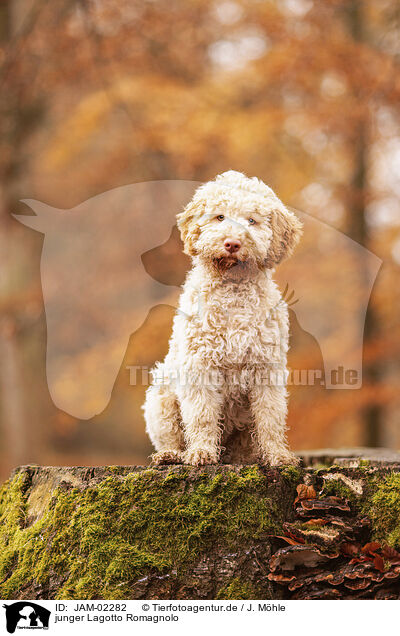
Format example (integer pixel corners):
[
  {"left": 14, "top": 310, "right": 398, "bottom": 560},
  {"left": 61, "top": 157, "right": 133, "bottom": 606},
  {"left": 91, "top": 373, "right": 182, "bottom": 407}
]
[
  {"left": 216, "top": 577, "right": 257, "bottom": 600},
  {"left": 312, "top": 463, "right": 331, "bottom": 473},
  {"left": 321, "top": 479, "right": 357, "bottom": 504},
  {"left": 0, "top": 466, "right": 284, "bottom": 600},
  {"left": 108, "top": 465, "right": 123, "bottom": 473},
  {"left": 278, "top": 465, "right": 302, "bottom": 483},
  {"left": 364, "top": 473, "right": 400, "bottom": 548}
]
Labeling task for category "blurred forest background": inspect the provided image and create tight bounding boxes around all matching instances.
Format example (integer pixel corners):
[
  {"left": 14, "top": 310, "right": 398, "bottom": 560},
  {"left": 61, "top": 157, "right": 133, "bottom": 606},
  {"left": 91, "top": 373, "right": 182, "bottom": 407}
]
[{"left": 0, "top": 0, "right": 400, "bottom": 480}]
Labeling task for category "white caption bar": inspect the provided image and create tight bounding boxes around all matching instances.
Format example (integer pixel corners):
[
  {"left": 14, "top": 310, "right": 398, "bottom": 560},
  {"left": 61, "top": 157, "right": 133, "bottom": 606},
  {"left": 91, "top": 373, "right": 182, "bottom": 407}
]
[{"left": 0, "top": 599, "right": 396, "bottom": 635}]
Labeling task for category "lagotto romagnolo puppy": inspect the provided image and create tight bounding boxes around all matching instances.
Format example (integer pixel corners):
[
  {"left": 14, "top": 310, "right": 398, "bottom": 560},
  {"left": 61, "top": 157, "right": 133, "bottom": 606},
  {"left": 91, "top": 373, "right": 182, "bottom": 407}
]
[{"left": 143, "top": 171, "right": 303, "bottom": 466}]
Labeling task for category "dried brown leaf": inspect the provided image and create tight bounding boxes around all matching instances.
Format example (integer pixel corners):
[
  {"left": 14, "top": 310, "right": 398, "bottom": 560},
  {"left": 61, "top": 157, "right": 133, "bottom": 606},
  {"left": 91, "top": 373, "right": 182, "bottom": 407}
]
[
  {"left": 295, "top": 484, "right": 316, "bottom": 503},
  {"left": 382, "top": 545, "right": 400, "bottom": 562},
  {"left": 373, "top": 555, "right": 385, "bottom": 573},
  {"left": 361, "top": 541, "right": 381, "bottom": 555}
]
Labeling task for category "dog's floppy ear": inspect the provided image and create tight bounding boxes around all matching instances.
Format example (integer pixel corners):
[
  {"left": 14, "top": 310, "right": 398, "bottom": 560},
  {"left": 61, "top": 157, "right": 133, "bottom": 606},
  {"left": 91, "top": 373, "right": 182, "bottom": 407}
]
[
  {"left": 265, "top": 207, "right": 303, "bottom": 268},
  {"left": 176, "top": 199, "right": 204, "bottom": 256}
]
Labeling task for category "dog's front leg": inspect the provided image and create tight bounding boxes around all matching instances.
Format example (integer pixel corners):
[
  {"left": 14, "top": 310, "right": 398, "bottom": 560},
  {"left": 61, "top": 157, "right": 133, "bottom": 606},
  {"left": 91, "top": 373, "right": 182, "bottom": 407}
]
[
  {"left": 249, "top": 378, "right": 299, "bottom": 467},
  {"left": 178, "top": 382, "right": 223, "bottom": 466}
]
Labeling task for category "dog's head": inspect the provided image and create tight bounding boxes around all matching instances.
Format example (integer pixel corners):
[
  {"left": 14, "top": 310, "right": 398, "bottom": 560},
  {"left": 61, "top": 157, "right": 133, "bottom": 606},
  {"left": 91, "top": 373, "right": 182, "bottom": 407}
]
[{"left": 177, "top": 171, "right": 302, "bottom": 272}]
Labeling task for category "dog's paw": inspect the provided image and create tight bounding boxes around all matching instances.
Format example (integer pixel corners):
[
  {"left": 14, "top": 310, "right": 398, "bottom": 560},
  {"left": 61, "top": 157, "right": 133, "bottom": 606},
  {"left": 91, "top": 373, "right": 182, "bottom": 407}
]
[
  {"left": 150, "top": 450, "right": 183, "bottom": 466},
  {"left": 184, "top": 448, "right": 218, "bottom": 466},
  {"left": 265, "top": 450, "right": 300, "bottom": 467}
]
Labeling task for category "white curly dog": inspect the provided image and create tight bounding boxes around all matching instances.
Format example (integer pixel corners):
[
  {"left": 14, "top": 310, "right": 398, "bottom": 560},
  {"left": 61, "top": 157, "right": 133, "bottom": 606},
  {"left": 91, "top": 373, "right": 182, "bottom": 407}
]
[{"left": 143, "top": 171, "right": 302, "bottom": 466}]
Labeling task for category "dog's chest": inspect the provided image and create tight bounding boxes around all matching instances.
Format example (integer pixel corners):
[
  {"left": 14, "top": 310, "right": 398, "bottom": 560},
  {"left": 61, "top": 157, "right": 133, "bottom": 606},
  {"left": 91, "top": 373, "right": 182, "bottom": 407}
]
[{"left": 193, "top": 281, "right": 280, "bottom": 366}]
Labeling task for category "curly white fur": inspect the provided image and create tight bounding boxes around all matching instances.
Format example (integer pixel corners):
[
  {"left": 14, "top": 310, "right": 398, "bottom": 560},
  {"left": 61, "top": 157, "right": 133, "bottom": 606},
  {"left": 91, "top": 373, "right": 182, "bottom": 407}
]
[{"left": 143, "top": 171, "right": 303, "bottom": 466}]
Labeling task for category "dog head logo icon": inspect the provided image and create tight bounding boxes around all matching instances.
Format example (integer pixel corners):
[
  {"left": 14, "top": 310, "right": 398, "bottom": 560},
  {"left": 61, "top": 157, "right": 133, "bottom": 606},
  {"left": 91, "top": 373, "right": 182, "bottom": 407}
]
[{"left": 3, "top": 602, "right": 50, "bottom": 634}]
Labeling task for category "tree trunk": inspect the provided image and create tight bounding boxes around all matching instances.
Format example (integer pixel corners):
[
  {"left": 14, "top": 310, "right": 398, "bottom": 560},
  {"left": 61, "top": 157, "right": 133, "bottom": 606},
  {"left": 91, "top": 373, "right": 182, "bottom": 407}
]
[
  {"left": 0, "top": 0, "right": 29, "bottom": 471},
  {"left": 345, "top": 0, "right": 384, "bottom": 447},
  {"left": 1, "top": 451, "right": 400, "bottom": 600},
  {"left": 0, "top": 0, "right": 45, "bottom": 473}
]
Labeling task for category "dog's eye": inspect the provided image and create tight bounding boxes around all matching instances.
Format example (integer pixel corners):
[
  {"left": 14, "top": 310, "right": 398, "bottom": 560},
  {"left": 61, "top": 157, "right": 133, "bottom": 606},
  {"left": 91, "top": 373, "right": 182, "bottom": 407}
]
[
  {"left": 248, "top": 218, "right": 256, "bottom": 225},
  {"left": 216, "top": 214, "right": 225, "bottom": 221}
]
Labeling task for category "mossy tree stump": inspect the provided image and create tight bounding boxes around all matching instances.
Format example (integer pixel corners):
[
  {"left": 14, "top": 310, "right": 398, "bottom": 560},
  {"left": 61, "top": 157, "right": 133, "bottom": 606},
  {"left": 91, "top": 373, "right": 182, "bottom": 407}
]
[{"left": 1, "top": 449, "right": 400, "bottom": 600}]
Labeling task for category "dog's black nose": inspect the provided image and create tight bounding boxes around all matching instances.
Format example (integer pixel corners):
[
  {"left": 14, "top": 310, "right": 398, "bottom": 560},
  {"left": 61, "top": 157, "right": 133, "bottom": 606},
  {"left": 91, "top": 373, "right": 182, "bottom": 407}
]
[{"left": 224, "top": 238, "right": 241, "bottom": 253}]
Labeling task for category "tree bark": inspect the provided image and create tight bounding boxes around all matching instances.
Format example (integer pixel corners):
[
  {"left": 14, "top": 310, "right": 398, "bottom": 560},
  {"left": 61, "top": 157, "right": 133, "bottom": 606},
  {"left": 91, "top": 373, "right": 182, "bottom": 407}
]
[{"left": 1, "top": 450, "right": 400, "bottom": 600}]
